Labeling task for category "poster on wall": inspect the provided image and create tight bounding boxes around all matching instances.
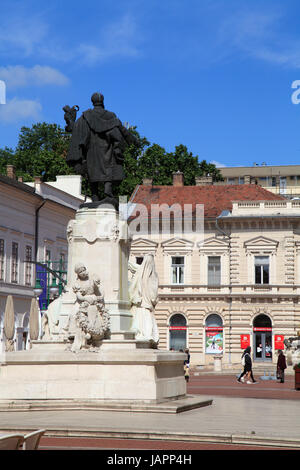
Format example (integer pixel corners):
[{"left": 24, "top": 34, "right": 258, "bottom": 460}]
[
  {"left": 205, "top": 328, "right": 223, "bottom": 354},
  {"left": 240, "top": 334, "right": 250, "bottom": 349},
  {"left": 274, "top": 335, "right": 284, "bottom": 350}
]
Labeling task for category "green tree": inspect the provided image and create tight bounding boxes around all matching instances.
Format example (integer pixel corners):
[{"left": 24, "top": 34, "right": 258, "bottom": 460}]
[
  {"left": 0, "top": 147, "right": 15, "bottom": 175},
  {"left": 0, "top": 122, "right": 223, "bottom": 199},
  {"left": 14, "top": 122, "right": 72, "bottom": 182},
  {"left": 115, "top": 127, "right": 150, "bottom": 198}
]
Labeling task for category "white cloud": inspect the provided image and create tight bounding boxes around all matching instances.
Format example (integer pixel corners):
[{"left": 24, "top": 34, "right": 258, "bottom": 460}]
[
  {"left": 0, "top": 15, "right": 48, "bottom": 57},
  {"left": 0, "top": 97, "right": 42, "bottom": 123},
  {"left": 217, "top": 7, "right": 300, "bottom": 69},
  {"left": 0, "top": 65, "right": 69, "bottom": 89},
  {"left": 210, "top": 160, "right": 227, "bottom": 168},
  {"left": 78, "top": 13, "right": 141, "bottom": 65}
]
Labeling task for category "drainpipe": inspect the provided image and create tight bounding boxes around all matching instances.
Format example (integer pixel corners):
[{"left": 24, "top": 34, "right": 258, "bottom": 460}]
[
  {"left": 215, "top": 215, "right": 232, "bottom": 365},
  {"left": 35, "top": 200, "right": 46, "bottom": 261}
]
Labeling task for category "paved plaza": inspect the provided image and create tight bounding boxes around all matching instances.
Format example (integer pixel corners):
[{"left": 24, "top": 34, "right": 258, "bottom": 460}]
[{"left": 0, "top": 372, "right": 299, "bottom": 450}]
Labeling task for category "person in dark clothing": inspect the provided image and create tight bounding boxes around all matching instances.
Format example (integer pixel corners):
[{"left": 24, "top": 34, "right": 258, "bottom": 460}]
[
  {"left": 277, "top": 350, "right": 287, "bottom": 383},
  {"left": 237, "top": 346, "right": 257, "bottom": 383},
  {"left": 184, "top": 348, "right": 190, "bottom": 365}
]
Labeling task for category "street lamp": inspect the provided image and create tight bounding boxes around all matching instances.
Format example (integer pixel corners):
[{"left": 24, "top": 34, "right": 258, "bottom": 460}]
[
  {"left": 33, "top": 277, "right": 43, "bottom": 298},
  {"left": 49, "top": 277, "right": 59, "bottom": 298}
]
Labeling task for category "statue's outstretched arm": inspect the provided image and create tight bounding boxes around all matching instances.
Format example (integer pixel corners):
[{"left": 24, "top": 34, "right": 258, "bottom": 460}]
[{"left": 128, "top": 261, "right": 139, "bottom": 274}]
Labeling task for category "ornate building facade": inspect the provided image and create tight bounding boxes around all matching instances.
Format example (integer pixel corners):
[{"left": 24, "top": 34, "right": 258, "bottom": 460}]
[
  {"left": 128, "top": 174, "right": 300, "bottom": 367},
  {"left": 0, "top": 168, "right": 89, "bottom": 351}
]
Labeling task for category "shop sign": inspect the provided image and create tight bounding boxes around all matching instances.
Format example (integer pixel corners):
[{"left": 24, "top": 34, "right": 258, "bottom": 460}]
[
  {"left": 274, "top": 334, "right": 284, "bottom": 350},
  {"left": 253, "top": 327, "right": 272, "bottom": 332},
  {"left": 240, "top": 334, "right": 250, "bottom": 349}
]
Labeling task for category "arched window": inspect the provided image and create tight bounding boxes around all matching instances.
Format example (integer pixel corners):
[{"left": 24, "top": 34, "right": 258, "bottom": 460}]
[
  {"left": 205, "top": 314, "right": 223, "bottom": 355},
  {"left": 169, "top": 314, "right": 187, "bottom": 351},
  {"left": 253, "top": 314, "right": 272, "bottom": 328}
]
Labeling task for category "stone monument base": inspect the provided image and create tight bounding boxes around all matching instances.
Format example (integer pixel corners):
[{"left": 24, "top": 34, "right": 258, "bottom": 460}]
[{"left": 0, "top": 346, "right": 212, "bottom": 413}]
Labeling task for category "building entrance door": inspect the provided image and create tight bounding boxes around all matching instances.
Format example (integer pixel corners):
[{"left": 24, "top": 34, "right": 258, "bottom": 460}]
[
  {"left": 254, "top": 331, "right": 272, "bottom": 361},
  {"left": 253, "top": 314, "right": 272, "bottom": 362}
]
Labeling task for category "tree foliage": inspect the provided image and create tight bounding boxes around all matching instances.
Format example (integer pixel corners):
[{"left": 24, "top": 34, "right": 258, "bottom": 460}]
[
  {"left": 0, "top": 122, "right": 223, "bottom": 198},
  {"left": 13, "top": 123, "right": 72, "bottom": 182}
]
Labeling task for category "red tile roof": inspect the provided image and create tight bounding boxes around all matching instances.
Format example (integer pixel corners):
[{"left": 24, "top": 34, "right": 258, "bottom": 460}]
[{"left": 130, "top": 184, "right": 285, "bottom": 218}]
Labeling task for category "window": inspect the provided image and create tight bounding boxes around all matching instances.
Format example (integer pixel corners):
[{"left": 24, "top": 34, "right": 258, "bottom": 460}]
[
  {"left": 25, "top": 245, "right": 32, "bottom": 285},
  {"left": 11, "top": 242, "right": 19, "bottom": 283},
  {"left": 208, "top": 256, "right": 221, "bottom": 286},
  {"left": 45, "top": 249, "right": 51, "bottom": 263},
  {"left": 0, "top": 239, "right": 4, "bottom": 280},
  {"left": 255, "top": 256, "right": 269, "bottom": 284},
  {"left": 238, "top": 177, "right": 244, "bottom": 185},
  {"left": 171, "top": 256, "right": 184, "bottom": 284},
  {"left": 169, "top": 314, "right": 187, "bottom": 351},
  {"left": 227, "top": 177, "right": 235, "bottom": 184},
  {"left": 271, "top": 177, "right": 277, "bottom": 187}
]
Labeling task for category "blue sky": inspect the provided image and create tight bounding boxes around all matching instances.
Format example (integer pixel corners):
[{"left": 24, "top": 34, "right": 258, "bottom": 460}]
[{"left": 1, "top": 0, "right": 300, "bottom": 168}]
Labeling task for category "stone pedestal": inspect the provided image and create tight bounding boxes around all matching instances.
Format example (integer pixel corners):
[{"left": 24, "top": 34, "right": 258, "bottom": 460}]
[
  {"left": 0, "top": 349, "right": 186, "bottom": 404},
  {"left": 0, "top": 205, "right": 212, "bottom": 412}
]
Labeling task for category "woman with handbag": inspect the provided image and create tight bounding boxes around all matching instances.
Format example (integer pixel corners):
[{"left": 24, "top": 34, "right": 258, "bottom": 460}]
[{"left": 237, "top": 346, "right": 257, "bottom": 383}]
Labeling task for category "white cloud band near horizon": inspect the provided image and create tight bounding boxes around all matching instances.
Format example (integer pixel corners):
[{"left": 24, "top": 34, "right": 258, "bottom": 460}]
[
  {"left": 0, "top": 97, "right": 42, "bottom": 123},
  {"left": 210, "top": 160, "right": 227, "bottom": 168},
  {"left": 0, "top": 65, "right": 69, "bottom": 89}
]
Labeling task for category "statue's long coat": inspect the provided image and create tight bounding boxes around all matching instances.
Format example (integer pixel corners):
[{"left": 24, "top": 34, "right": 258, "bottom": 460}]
[{"left": 67, "top": 106, "right": 133, "bottom": 183}]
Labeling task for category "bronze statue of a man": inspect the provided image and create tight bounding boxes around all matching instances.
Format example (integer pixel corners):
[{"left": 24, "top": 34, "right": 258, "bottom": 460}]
[{"left": 64, "top": 92, "right": 136, "bottom": 206}]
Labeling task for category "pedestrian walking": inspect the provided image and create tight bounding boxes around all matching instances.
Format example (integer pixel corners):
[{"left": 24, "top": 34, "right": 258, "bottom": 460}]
[
  {"left": 277, "top": 349, "right": 287, "bottom": 383},
  {"left": 184, "top": 363, "right": 190, "bottom": 383},
  {"left": 184, "top": 348, "right": 190, "bottom": 365},
  {"left": 237, "top": 346, "right": 257, "bottom": 383}
]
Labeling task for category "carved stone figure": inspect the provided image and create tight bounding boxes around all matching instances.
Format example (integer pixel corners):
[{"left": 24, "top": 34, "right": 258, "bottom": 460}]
[
  {"left": 70, "top": 262, "right": 109, "bottom": 352},
  {"left": 128, "top": 254, "right": 159, "bottom": 346},
  {"left": 284, "top": 334, "right": 300, "bottom": 366},
  {"left": 41, "top": 296, "right": 62, "bottom": 340},
  {"left": 63, "top": 92, "right": 137, "bottom": 206}
]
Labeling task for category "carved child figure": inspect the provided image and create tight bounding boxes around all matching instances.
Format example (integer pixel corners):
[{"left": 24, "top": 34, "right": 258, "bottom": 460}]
[{"left": 71, "top": 262, "right": 109, "bottom": 352}]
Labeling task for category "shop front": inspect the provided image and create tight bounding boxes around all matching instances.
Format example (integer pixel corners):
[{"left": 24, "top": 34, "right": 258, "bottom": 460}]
[{"left": 253, "top": 314, "right": 272, "bottom": 362}]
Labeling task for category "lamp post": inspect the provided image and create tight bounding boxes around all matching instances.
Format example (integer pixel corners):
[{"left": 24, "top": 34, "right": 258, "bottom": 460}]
[{"left": 29, "top": 260, "right": 67, "bottom": 309}]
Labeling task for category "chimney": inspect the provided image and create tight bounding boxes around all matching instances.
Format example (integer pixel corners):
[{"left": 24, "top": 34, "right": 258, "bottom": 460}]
[
  {"left": 142, "top": 177, "right": 153, "bottom": 186},
  {"left": 6, "top": 165, "right": 16, "bottom": 179},
  {"left": 195, "top": 175, "right": 213, "bottom": 186},
  {"left": 34, "top": 176, "right": 42, "bottom": 186},
  {"left": 244, "top": 175, "right": 251, "bottom": 185},
  {"left": 173, "top": 171, "right": 184, "bottom": 187}
]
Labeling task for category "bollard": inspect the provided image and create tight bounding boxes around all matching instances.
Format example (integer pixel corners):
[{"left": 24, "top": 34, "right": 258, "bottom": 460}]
[{"left": 213, "top": 356, "right": 222, "bottom": 372}]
